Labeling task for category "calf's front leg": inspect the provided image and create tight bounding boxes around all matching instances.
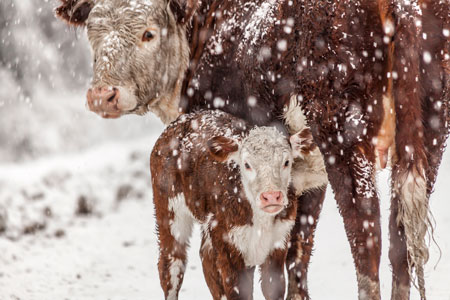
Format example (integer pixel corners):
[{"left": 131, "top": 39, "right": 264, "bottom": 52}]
[
  {"left": 210, "top": 231, "right": 255, "bottom": 300},
  {"left": 260, "top": 249, "right": 288, "bottom": 300}
]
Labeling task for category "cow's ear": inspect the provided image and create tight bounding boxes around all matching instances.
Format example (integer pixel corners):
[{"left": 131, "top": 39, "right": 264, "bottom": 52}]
[
  {"left": 169, "top": 0, "right": 198, "bottom": 24},
  {"left": 290, "top": 128, "right": 317, "bottom": 160},
  {"left": 207, "top": 136, "right": 239, "bottom": 162},
  {"left": 55, "top": 0, "right": 94, "bottom": 26}
]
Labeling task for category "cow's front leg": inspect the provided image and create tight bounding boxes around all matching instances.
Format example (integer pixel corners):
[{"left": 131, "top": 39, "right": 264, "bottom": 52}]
[
  {"left": 286, "top": 188, "right": 326, "bottom": 300},
  {"left": 325, "top": 144, "right": 381, "bottom": 300},
  {"left": 260, "top": 249, "right": 288, "bottom": 300}
]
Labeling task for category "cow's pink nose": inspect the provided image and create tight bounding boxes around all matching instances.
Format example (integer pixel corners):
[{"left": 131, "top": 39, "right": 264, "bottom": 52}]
[
  {"left": 260, "top": 191, "right": 283, "bottom": 213},
  {"left": 86, "top": 87, "right": 121, "bottom": 118}
]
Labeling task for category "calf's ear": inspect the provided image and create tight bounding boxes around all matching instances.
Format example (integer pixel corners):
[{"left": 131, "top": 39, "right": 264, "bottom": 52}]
[
  {"left": 169, "top": 0, "right": 198, "bottom": 24},
  {"left": 290, "top": 128, "right": 317, "bottom": 160},
  {"left": 207, "top": 136, "right": 239, "bottom": 162},
  {"left": 55, "top": 0, "right": 94, "bottom": 26}
]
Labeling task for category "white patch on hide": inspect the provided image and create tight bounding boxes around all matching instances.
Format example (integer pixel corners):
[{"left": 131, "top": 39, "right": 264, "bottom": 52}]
[
  {"left": 168, "top": 193, "right": 194, "bottom": 244},
  {"left": 291, "top": 150, "right": 327, "bottom": 195},
  {"left": 283, "top": 95, "right": 328, "bottom": 194},
  {"left": 228, "top": 215, "right": 294, "bottom": 267},
  {"left": 167, "top": 257, "right": 185, "bottom": 300},
  {"left": 283, "top": 95, "right": 307, "bottom": 134}
]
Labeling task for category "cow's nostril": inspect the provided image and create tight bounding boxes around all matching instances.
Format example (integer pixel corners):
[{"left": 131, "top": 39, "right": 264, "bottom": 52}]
[{"left": 107, "top": 93, "right": 116, "bottom": 102}]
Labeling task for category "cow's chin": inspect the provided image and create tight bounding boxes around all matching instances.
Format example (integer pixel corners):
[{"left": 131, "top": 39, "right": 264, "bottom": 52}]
[
  {"left": 116, "top": 87, "right": 138, "bottom": 111},
  {"left": 261, "top": 204, "right": 284, "bottom": 215},
  {"left": 97, "top": 111, "right": 123, "bottom": 119}
]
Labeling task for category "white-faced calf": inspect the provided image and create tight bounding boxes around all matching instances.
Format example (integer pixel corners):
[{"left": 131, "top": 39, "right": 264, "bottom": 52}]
[{"left": 150, "top": 110, "right": 317, "bottom": 300}]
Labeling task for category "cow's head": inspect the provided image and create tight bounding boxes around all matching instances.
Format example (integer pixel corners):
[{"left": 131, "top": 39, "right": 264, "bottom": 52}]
[
  {"left": 56, "top": 0, "right": 196, "bottom": 123},
  {"left": 207, "top": 127, "right": 313, "bottom": 216}
]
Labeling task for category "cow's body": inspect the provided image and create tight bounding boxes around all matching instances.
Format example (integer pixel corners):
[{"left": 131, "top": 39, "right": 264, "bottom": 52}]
[
  {"left": 181, "top": 1, "right": 450, "bottom": 298},
  {"left": 56, "top": 0, "right": 449, "bottom": 299},
  {"left": 151, "top": 110, "right": 299, "bottom": 300}
]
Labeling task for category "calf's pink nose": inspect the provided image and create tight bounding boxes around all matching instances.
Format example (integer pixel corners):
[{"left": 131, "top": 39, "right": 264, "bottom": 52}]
[{"left": 260, "top": 191, "right": 283, "bottom": 206}]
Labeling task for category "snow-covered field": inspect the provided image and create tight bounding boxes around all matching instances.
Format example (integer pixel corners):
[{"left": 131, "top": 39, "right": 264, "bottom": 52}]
[
  {"left": 1, "top": 1, "right": 449, "bottom": 299},
  {"left": 0, "top": 92, "right": 449, "bottom": 300}
]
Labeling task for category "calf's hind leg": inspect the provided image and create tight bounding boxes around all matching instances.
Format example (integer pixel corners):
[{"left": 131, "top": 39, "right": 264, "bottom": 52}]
[
  {"left": 199, "top": 230, "right": 226, "bottom": 300},
  {"left": 155, "top": 193, "right": 194, "bottom": 300}
]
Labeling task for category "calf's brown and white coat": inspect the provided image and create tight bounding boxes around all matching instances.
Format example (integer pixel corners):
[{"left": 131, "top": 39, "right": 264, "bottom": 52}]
[{"left": 150, "top": 110, "right": 318, "bottom": 300}]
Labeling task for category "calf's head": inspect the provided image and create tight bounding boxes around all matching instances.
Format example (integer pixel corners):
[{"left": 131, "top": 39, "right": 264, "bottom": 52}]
[
  {"left": 208, "top": 127, "right": 312, "bottom": 215},
  {"left": 56, "top": 0, "right": 195, "bottom": 122}
]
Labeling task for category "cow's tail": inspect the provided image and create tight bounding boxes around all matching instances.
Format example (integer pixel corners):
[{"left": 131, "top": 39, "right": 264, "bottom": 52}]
[{"left": 387, "top": 2, "right": 439, "bottom": 298}]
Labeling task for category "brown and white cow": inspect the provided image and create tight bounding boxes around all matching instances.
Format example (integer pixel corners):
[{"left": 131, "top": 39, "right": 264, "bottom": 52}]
[
  {"left": 56, "top": 0, "right": 449, "bottom": 299},
  {"left": 151, "top": 109, "right": 321, "bottom": 300}
]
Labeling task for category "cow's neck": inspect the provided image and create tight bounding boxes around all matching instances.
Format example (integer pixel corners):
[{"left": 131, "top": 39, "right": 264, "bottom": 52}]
[
  {"left": 179, "top": 0, "right": 293, "bottom": 127},
  {"left": 147, "top": 25, "right": 190, "bottom": 125},
  {"left": 148, "top": 75, "right": 184, "bottom": 125}
]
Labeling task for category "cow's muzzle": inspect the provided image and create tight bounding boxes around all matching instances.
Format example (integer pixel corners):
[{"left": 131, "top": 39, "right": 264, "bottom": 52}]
[{"left": 86, "top": 86, "right": 122, "bottom": 119}]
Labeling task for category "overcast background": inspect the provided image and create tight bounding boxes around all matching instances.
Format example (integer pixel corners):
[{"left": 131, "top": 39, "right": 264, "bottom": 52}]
[{"left": 0, "top": 1, "right": 449, "bottom": 299}]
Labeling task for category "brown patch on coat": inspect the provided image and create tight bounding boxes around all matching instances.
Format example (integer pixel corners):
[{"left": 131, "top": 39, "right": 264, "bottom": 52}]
[{"left": 55, "top": 0, "right": 93, "bottom": 26}]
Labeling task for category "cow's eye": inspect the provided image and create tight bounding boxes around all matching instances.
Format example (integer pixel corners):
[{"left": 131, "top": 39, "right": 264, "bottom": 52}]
[
  {"left": 284, "top": 160, "right": 290, "bottom": 167},
  {"left": 142, "top": 31, "right": 154, "bottom": 42},
  {"left": 244, "top": 162, "right": 251, "bottom": 170}
]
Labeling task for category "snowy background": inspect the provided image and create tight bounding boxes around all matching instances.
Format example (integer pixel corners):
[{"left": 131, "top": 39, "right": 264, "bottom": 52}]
[{"left": 0, "top": 1, "right": 449, "bottom": 299}]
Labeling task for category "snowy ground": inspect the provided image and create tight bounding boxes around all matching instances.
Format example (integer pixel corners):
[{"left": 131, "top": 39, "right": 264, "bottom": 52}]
[
  {"left": 0, "top": 93, "right": 449, "bottom": 300},
  {"left": 1, "top": 1, "right": 449, "bottom": 298}
]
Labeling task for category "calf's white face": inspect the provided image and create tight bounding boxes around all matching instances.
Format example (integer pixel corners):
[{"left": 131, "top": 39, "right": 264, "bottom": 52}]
[{"left": 208, "top": 127, "right": 299, "bottom": 215}]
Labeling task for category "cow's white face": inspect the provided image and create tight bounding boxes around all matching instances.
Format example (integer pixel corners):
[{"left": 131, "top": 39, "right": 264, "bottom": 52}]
[{"left": 56, "top": 0, "right": 191, "bottom": 122}]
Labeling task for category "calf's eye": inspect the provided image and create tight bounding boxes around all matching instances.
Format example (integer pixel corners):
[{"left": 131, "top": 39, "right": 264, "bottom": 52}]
[
  {"left": 244, "top": 162, "right": 251, "bottom": 170},
  {"left": 142, "top": 31, "right": 154, "bottom": 42},
  {"left": 284, "top": 160, "right": 290, "bottom": 167}
]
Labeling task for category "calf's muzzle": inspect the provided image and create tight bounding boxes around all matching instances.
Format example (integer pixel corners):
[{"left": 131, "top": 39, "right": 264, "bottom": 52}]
[{"left": 260, "top": 191, "right": 284, "bottom": 214}]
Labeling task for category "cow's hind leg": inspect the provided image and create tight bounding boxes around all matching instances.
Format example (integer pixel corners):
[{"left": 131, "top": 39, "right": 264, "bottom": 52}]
[
  {"left": 286, "top": 188, "right": 326, "bottom": 300},
  {"left": 325, "top": 145, "right": 381, "bottom": 300},
  {"left": 155, "top": 193, "right": 194, "bottom": 300},
  {"left": 389, "top": 2, "right": 449, "bottom": 297},
  {"left": 389, "top": 159, "right": 430, "bottom": 300},
  {"left": 387, "top": 1, "right": 449, "bottom": 298}
]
